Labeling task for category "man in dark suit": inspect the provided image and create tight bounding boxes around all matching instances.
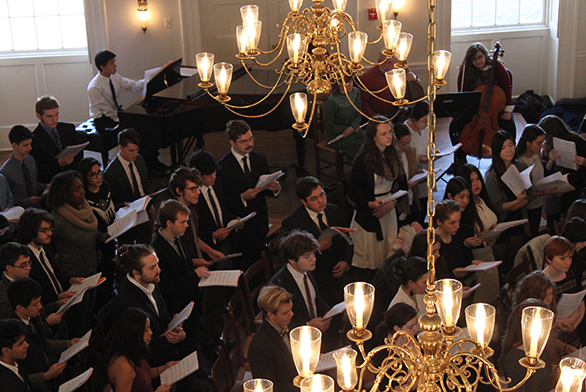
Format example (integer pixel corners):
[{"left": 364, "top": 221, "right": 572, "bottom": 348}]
[
  {"left": 0, "top": 243, "right": 35, "bottom": 320},
  {"left": 269, "top": 231, "right": 332, "bottom": 344},
  {"left": 150, "top": 199, "right": 214, "bottom": 360},
  {"left": 248, "top": 285, "right": 298, "bottom": 392},
  {"left": 113, "top": 244, "right": 186, "bottom": 364},
  {"left": 31, "top": 95, "right": 82, "bottom": 184},
  {"left": 216, "top": 120, "right": 281, "bottom": 267},
  {"left": 103, "top": 128, "right": 151, "bottom": 208},
  {"left": 0, "top": 319, "right": 33, "bottom": 392},
  {"left": 281, "top": 177, "right": 352, "bottom": 306}
]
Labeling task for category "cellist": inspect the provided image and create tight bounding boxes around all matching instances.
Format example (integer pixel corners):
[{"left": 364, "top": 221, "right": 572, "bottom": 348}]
[{"left": 448, "top": 43, "right": 515, "bottom": 171}]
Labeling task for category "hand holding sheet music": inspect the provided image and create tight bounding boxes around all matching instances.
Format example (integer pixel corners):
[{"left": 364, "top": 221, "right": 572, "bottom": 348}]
[
  {"left": 500, "top": 164, "right": 533, "bottom": 196},
  {"left": 59, "top": 330, "right": 92, "bottom": 363},
  {"left": 255, "top": 171, "right": 285, "bottom": 190},
  {"left": 165, "top": 302, "right": 194, "bottom": 333},
  {"left": 534, "top": 172, "right": 575, "bottom": 193},
  {"left": 58, "top": 368, "right": 93, "bottom": 392},
  {"left": 55, "top": 142, "right": 89, "bottom": 159},
  {"left": 198, "top": 270, "right": 242, "bottom": 287},
  {"left": 380, "top": 190, "right": 408, "bottom": 204},
  {"left": 435, "top": 143, "right": 461, "bottom": 157},
  {"left": 554, "top": 137, "right": 578, "bottom": 171},
  {"left": 322, "top": 302, "right": 346, "bottom": 320},
  {"left": 226, "top": 212, "right": 256, "bottom": 229},
  {"left": 557, "top": 289, "right": 586, "bottom": 319},
  {"left": 160, "top": 351, "right": 199, "bottom": 385}
]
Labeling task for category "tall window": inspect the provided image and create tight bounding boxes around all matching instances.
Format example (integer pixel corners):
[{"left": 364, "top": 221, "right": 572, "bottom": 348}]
[
  {"left": 0, "top": 0, "right": 87, "bottom": 53},
  {"left": 452, "top": 0, "right": 546, "bottom": 29}
]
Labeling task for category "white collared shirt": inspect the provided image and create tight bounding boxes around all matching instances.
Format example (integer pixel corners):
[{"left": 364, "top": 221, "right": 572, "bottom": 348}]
[
  {"left": 127, "top": 274, "right": 159, "bottom": 315},
  {"left": 0, "top": 359, "right": 24, "bottom": 382},
  {"left": 118, "top": 154, "right": 145, "bottom": 197},
  {"left": 87, "top": 72, "right": 144, "bottom": 122},
  {"left": 287, "top": 263, "right": 317, "bottom": 319}
]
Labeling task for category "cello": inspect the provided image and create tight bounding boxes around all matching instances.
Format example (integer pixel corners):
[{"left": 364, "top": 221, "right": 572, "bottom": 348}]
[{"left": 459, "top": 42, "right": 507, "bottom": 158}]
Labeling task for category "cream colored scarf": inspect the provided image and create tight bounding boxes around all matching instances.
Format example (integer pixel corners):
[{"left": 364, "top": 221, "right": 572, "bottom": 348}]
[{"left": 56, "top": 201, "right": 98, "bottom": 230}]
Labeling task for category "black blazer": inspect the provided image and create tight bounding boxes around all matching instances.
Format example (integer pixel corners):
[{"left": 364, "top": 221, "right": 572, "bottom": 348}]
[
  {"left": 150, "top": 233, "right": 202, "bottom": 315},
  {"left": 113, "top": 277, "right": 180, "bottom": 366},
  {"left": 281, "top": 203, "right": 352, "bottom": 306},
  {"left": 248, "top": 319, "right": 298, "bottom": 392},
  {"left": 28, "top": 248, "right": 68, "bottom": 308},
  {"left": 0, "top": 363, "right": 32, "bottom": 392},
  {"left": 31, "top": 122, "right": 81, "bottom": 183},
  {"left": 216, "top": 151, "right": 276, "bottom": 248},
  {"left": 269, "top": 265, "right": 329, "bottom": 328},
  {"left": 103, "top": 154, "right": 151, "bottom": 208},
  {"left": 196, "top": 183, "right": 236, "bottom": 252}
]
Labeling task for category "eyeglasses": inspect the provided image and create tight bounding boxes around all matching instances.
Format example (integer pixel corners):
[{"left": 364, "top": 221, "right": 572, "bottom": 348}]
[
  {"left": 14, "top": 262, "right": 31, "bottom": 269},
  {"left": 184, "top": 186, "right": 199, "bottom": 193},
  {"left": 237, "top": 136, "right": 254, "bottom": 145},
  {"left": 38, "top": 227, "right": 54, "bottom": 234},
  {"left": 88, "top": 169, "right": 103, "bottom": 178}
]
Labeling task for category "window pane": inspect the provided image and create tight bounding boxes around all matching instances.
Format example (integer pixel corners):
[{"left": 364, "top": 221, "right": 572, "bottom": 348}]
[
  {"left": 0, "top": 18, "right": 12, "bottom": 50},
  {"left": 520, "top": 0, "right": 543, "bottom": 23},
  {"left": 58, "top": 0, "right": 84, "bottom": 15},
  {"left": 33, "top": 0, "right": 58, "bottom": 16},
  {"left": 472, "top": 0, "right": 495, "bottom": 27},
  {"left": 452, "top": 0, "right": 472, "bottom": 28},
  {"left": 496, "top": 0, "right": 519, "bottom": 25},
  {"left": 7, "top": 0, "right": 33, "bottom": 17},
  {"left": 11, "top": 16, "right": 37, "bottom": 50},
  {"left": 0, "top": 1, "right": 8, "bottom": 18},
  {"left": 60, "top": 15, "right": 86, "bottom": 48},
  {"left": 36, "top": 16, "right": 61, "bottom": 49}
]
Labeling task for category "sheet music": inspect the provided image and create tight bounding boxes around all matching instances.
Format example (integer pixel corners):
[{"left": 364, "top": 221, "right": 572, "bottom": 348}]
[
  {"left": 58, "top": 273, "right": 103, "bottom": 313},
  {"left": 409, "top": 168, "right": 443, "bottom": 183},
  {"left": 463, "top": 283, "right": 481, "bottom": 298},
  {"left": 315, "top": 345, "right": 351, "bottom": 372},
  {"left": 58, "top": 368, "right": 93, "bottom": 392},
  {"left": 160, "top": 351, "right": 199, "bottom": 385},
  {"left": 435, "top": 143, "right": 462, "bottom": 157},
  {"left": 534, "top": 172, "right": 575, "bottom": 193},
  {"left": 106, "top": 210, "right": 137, "bottom": 243},
  {"left": 255, "top": 171, "right": 285, "bottom": 190},
  {"left": 55, "top": 142, "right": 90, "bottom": 159},
  {"left": 198, "top": 270, "right": 242, "bottom": 287},
  {"left": 210, "top": 253, "right": 243, "bottom": 265},
  {"left": 226, "top": 211, "right": 257, "bottom": 229},
  {"left": 116, "top": 195, "right": 152, "bottom": 221},
  {"left": 142, "top": 66, "right": 164, "bottom": 96},
  {"left": 454, "top": 261, "right": 501, "bottom": 272},
  {"left": 0, "top": 206, "right": 25, "bottom": 222},
  {"left": 554, "top": 137, "right": 578, "bottom": 171},
  {"left": 380, "top": 190, "right": 408, "bottom": 204},
  {"left": 322, "top": 302, "right": 346, "bottom": 319},
  {"left": 557, "top": 289, "right": 586, "bottom": 319},
  {"left": 501, "top": 164, "right": 533, "bottom": 196},
  {"left": 166, "top": 302, "right": 194, "bottom": 333},
  {"left": 317, "top": 227, "right": 355, "bottom": 245},
  {"left": 59, "top": 330, "right": 92, "bottom": 363},
  {"left": 478, "top": 219, "right": 528, "bottom": 240}
]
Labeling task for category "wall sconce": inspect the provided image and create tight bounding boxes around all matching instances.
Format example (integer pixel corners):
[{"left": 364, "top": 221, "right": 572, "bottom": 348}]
[
  {"left": 392, "top": 0, "right": 404, "bottom": 19},
  {"left": 137, "top": 0, "right": 148, "bottom": 33}
]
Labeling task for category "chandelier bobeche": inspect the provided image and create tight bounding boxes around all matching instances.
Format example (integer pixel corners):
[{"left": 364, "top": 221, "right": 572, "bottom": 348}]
[{"left": 194, "top": 1, "right": 586, "bottom": 391}]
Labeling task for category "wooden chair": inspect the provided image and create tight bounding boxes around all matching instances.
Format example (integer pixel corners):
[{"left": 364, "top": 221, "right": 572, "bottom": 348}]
[
  {"left": 93, "top": 299, "right": 116, "bottom": 358},
  {"left": 221, "top": 312, "right": 251, "bottom": 382},
  {"left": 208, "top": 343, "right": 235, "bottom": 392},
  {"left": 244, "top": 253, "right": 273, "bottom": 326}
]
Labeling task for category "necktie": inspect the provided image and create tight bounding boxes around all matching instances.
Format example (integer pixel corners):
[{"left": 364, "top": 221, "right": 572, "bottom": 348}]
[
  {"left": 51, "top": 129, "right": 62, "bottom": 150},
  {"left": 208, "top": 188, "right": 222, "bottom": 229},
  {"left": 303, "top": 274, "right": 316, "bottom": 319},
  {"left": 242, "top": 156, "right": 252, "bottom": 187},
  {"left": 39, "top": 250, "right": 63, "bottom": 295},
  {"left": 317, "top": 213, "right": 328, "bottom": 232},
  {"left": 280, "top": 326, "right": 289, "bottom": 337},
  {"left": 109, "top": 78, "right": 120, "bottom": 110},
  {"left": 174, "top": 237, "right": 186, "bottom": 260},
  {"left": 128, "top": 162, "right": 141, "bottom": 199},
  {"left": 22, "top": 163, "right": 34, "bottom": 197}
]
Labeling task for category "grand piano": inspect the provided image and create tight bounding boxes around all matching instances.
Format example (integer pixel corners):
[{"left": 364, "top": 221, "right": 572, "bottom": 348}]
[{"left": 118, "top": 60, "right": 301, "bottom": 166}]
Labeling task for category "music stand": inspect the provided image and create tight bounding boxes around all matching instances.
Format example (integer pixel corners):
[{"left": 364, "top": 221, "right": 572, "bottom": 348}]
[{"left": 434, "top": 91, "right": 482, "bottom": 119}]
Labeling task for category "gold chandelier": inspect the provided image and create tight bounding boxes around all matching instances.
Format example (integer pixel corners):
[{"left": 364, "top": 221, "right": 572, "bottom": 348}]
[{"left": 194, "top": 1, "right": 586, "bottom": 391}]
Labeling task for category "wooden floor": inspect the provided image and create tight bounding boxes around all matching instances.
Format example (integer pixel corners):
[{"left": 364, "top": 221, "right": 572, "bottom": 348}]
[{"left": 147, "top": 114, "right": 527, "bottom": 220}]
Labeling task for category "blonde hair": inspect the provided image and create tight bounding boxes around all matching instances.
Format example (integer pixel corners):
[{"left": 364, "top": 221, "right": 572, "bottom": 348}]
[{"left": 257, "top": 285, "right": 292, "bottom": 315}]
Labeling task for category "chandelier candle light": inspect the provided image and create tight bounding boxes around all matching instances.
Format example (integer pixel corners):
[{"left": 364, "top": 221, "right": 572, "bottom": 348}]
[{"left": 243, "top": 379, "right": 273, "bottom": 392}]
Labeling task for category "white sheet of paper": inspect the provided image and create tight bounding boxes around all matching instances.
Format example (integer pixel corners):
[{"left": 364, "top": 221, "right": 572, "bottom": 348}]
[
  {"left": 454, "top": 261, "right": 502, "bottom": 272},
  {"left": 0, "top": 206, "right": 25, "bottom": 222},
  {"left": 59, "top": 330, "right": 92, "bottom": 363},
  {"left": 380, "top": 190, "right": 408, "bottom": 204},
  {"left": 463, "top": 283, "right": 481, "bottom": 298},
  {"left": 501, "top": 164, "right": 533, "bottom": 196},
  {"left": 226, "top": 211, "right": 257, "bottom": 229},
  {"left": 160, "top": 351, "right": 199, "bottom": 385},
  {"left": 478, "top": 219, "right": 528, "bottom": 240},
  {"left": 557, "top": 289, "right": 586, "bottom": 319},
  {"left": 435, "top": 143, "right": 462, "bottom": 157},
  {"left": 116, "top": 195, "right": 152, "bottom": 221},
  {"left": 106, "top": 210, "right": 137, "bottom": 243},
  {"left": 198, "top": 270, "right": 242, "bottom": 287},
  {"left": 142, "top": 66, "right": 163, "bottom": 96},
  {"left": 322, "top": 302, "right": 346, "bottom": 319},
  {"left": 409, "top": 168, "right": 443, "bottom": 183},
  {"left": 58, "top": 368, "right": 93, "bottom": 392},
  {"left": 166, "top": 302, "right": 194, "bottom": 333},
  {"left": 255, "top": 171, "right": 285, "bottom": 190},
  {"left": 317, "top": 227, "right": 355, "bottom": 246},
  {"left": 55, "top": 142, "right": 90, "bottom": 159},
  {"left": 554, "top": 137, "right": 578, "bottom": 171},
  {"left": 534, "top": 172, "right": 575, "bottom": 193},
  {"left": 315, "top": 345, "right": 351, "bottom": 372},
  {"left": 70, "top": 273, "right": 102, "bottom": 293}
]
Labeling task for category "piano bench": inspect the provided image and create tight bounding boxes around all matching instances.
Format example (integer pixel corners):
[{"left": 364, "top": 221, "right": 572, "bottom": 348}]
[{"left": 76, "top": 119, "right": 118, "bottom": 166}]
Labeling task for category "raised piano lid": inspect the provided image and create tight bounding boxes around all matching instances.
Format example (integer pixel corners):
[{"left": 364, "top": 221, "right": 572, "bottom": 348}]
[{"left": 143, "top": 58, "right": 183, "bottom": 102}]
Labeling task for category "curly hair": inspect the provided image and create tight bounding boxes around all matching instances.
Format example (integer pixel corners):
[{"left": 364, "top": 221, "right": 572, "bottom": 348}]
[
  {"left": 47, "top": 170, "right": 83, "bottom": 209},
  {"left": 355, "top": 117, "right": 402, "bottom": 179}
]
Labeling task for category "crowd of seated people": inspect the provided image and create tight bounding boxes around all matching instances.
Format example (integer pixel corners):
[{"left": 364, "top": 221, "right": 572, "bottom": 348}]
[{"left": 3, "top": 49, "right": 586, "bottom": 392}]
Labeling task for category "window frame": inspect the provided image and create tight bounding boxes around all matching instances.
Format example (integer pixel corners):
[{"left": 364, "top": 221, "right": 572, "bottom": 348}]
[{"left": 451, "top": 0, "right": 549, "bottom": 32}]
